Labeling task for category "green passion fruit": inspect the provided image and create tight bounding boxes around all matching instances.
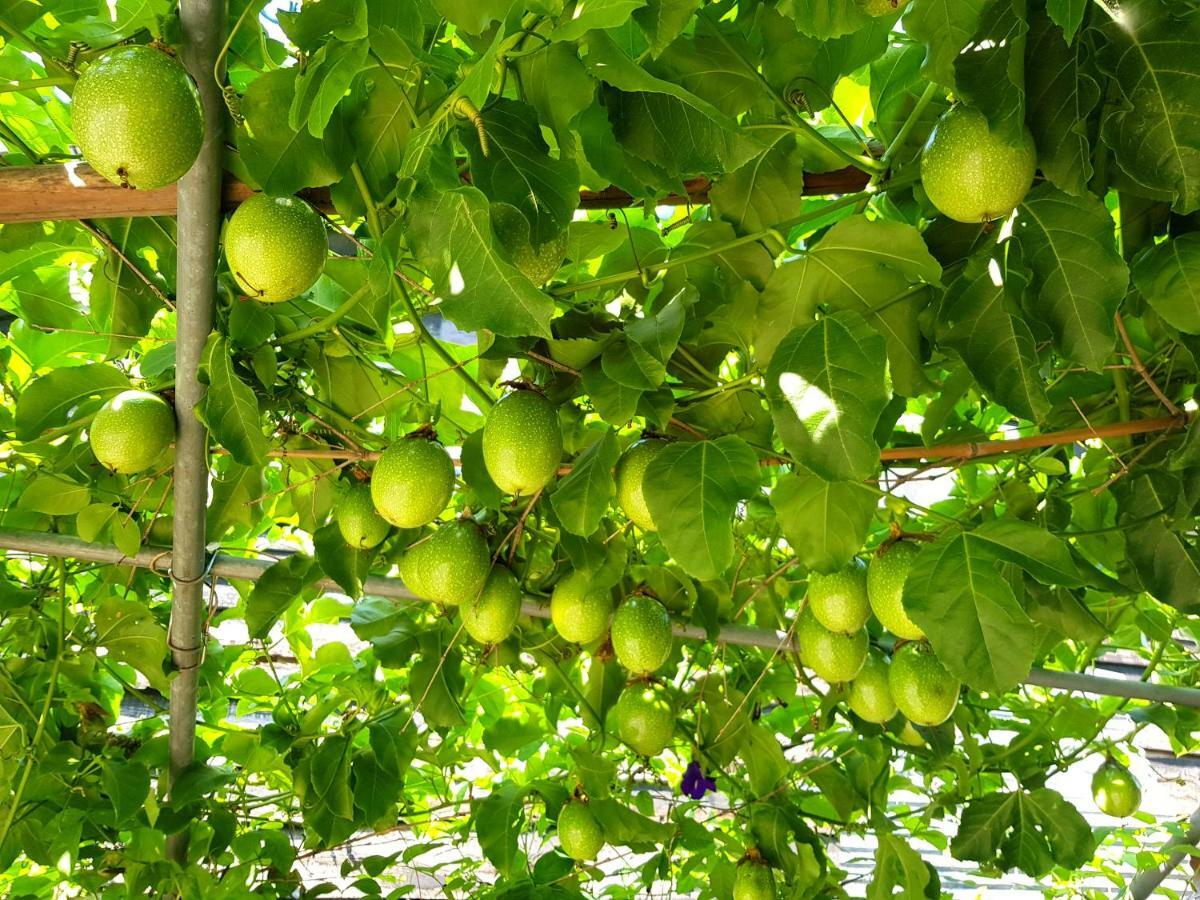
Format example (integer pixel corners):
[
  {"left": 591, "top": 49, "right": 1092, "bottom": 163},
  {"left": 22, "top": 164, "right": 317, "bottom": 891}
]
[
  {"left": 806, "top": 561, "right": 870, "bottom": 634},
  {"left": 867, "top": 542, "right": 925, "bottom": 640},
  {"left": 481, "top": 389, "right": 563, "bottom": 495},
  {"left": 224, "top": 194, "right": 327, "bottom": 303},
  {"left": 89, "top": 390, "right": 175, "bottom": 474},
  {"left": 613, "top": 681, "right": 675, "bottom": 756},
  {"left": 550, "top": 572, "right": 612, "bottom": 644},
  {"left": 797, "top": 606, "right": 868, "bottom": 684},
  {"left": 611, "top": 594, "right": 673, "bottom": 675},
  {"left": 1092, "top": 761, "right": 1142, "bottom": 818},
  {"left": 398, "top": 520, "right": 490, "bottom": 605},
  {"left": 334, "top": 483, "right": 390, "bottom": 549},
  {"left": 557, "top": 799, "right": 605, "bottom": 861},
  {"left": 614, "top": 439, "right": 666, "bottom": 531},
  {"left": 847, "top": 648, "right": 898, "bottom": 724},
  {"left": 888, "top": 642, "right": 960, "bottom": 727},
  {"left": 371, "top": 438, "right": 455, "bottom": 528},
  {"left": 461, "top": 566, "right": 523, "bottom": 645}
]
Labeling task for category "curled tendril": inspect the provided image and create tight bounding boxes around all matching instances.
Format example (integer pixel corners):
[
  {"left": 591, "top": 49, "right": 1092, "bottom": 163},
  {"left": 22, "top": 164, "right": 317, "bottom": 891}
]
[
  {"left": 64, "top": 41, "right": 88, "bottom": 73},
  {"left": 222, "top": 84, "right": 245, "bottom": 126},
  {"left": 453, "top": 97, "right": 489, "bottom": 157}
]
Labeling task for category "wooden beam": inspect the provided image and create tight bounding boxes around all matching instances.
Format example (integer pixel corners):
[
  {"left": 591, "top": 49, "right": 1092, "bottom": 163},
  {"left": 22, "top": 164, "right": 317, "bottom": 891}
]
[{"left": 0, "top": 163, "right": 871, "bottom": 224}]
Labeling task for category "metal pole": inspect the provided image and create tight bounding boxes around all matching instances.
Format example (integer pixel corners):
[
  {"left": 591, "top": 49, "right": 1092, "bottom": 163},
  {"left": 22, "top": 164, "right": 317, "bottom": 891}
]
[
  {"left": 168, "top": 0, "right": 224, "bottom": 865},
  {"left": 6, "top": 527, "right": 1200, "bottom": 711},
  {"left": 1128, "top": 803, "right": 1200, "bottom": 899}
]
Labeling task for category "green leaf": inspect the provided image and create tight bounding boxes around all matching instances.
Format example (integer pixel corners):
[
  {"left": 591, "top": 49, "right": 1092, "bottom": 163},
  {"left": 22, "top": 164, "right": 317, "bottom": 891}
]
[
  {"left": 1025, "top": 8, "right": 1100, "bottom": 196},
  {"left": 904, "top": 0, "right": 991, "bottom": 89},
  {"left": 410, "top": 635, "right": 465, "bottom": 728},
  {"left": 198, "top": 333, "right": 268, "bottom": 466},
  {"left": 95, "top": 596, "right": 168, "bottom": 693},
  {"left": 634, "top": 0, "right": 701, "bottom": 56},
  {"left": 951, "top": 788, "right": 1095, "bottom": 877},
  {"left": 938, "top": 247, "right": 1049, "bottom": 421},
  {"left": 17, "top": 475, "right": 90, "bottom": 516},
  {"left": 1097, "top": 0, "right": 1200, "bottom": 213},
  {"left": 207, "top": 462, "right": 263, "bottom": 537},
  {"left": 290, "top": 38, "right": 370, "bottom": 138},
  {"left": 904, "top": 521, "right": 1080, "bottom": 692},
  {"left": 1046, "top": 0, "right": 1086, "bottom": 42},
  {"left": 869, "top": 832, "right": 933, "bottom": 900},
  {"left": 277, "top": 0, "right": 367, "bottom": 49},
  {"left": 432, "top": 0, "right": 513, "bottom": 34},
  {"left": 551, "top": 0, "right": 646, "bottom": 40},
  {"left": 245, "top": 553, "right": 321, "bottom": 639},
  {"left": 710, "top": 136, "right": 806, "bottom": 234},
  {"left": 236, "top": 69, "right": 343, "bottom": 195},
  {"left": 517, "top": 42, "right": 595, "bottom": 142},
  {"left": 601, "top": 290, "right": 687, "bottom": 389},
  {"left": 870, "top": 43, "right": 948, "bottom": 155},
  {"left": 101, "top": 760, "right": 150, "bottom": 825},
  {"left": 475, "top": 782, "right": 528, "bottom": 877},
  {"left": 776, "top": 0, "right": 874, "bottom": 39},
  {"left": 581, "top": 361, "right": 642, "bottom": 425},
  {"left": 766, "top": 311, "right": 891, "bottom": 482},
  {"left": 551, "top": 430, "right": 619, "bottom": 537},
  {"left": 14, "top": 363, "right": 128, "bottom": 440},
  {"left": 295, "top": 735, "right": 356, "bottom": 847},
  {"left": 1011, "top": 184, "right": 1127, "bottom": 370},
  {"left": 742, "top": 723, "right": 789, "bottom": 798},
  {"left": 642, "top": 436, "right": 761, "bottom": 580},
  {"left": 407, "top": 187, "right": 554, "bottom": 338},
  {"left": 757, "top": 215, "right": 941, "bottom": 394},
  {"left": 314, "top": 521, "right": 376, "bottom": 599},
  {"left": 953, "top": 0, "right": 1028, "bottom": 144},
  {"left": 463, "top": 99, "right": 581, "bottom": 245},
  {"left": 771, "top": 471, "right": 876, "bottom": 574},
  {"left": 1117, "top": 472, "right": 1200, "bottom": 613},
  {"left": 345, "top": 64, "right": 415, "bottom": 197},
  {"left": 1132, "top": 233, "right": 1200, "bottom": 334}
]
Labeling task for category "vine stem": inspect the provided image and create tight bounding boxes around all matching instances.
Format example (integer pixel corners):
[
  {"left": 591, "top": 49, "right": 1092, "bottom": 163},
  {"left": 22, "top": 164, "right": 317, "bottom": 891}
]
[
  {"left": 276, "top": 284, "right": 369, "bottom": 346},
  {"left": 855, "top": 81, "right": 940, "bottom": 213},
  {"left": 0, "top": 76, "right": 73, "bottom": 94},
  {"left": 0, "top": 559, "right": 67, "bottom": 850}
]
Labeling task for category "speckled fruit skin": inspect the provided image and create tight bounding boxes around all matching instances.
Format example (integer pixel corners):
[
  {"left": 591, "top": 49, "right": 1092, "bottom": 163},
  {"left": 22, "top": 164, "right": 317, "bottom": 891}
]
[
  {"left": 461, "top": 566, "right": 522, "bottom": 644},
  {"left": 614, "top": 440, "right": 664, "bottom": 531},
  {"left": 611, "top": 595, "right": 673, "bottom": 674},
  {"left": 557, "top": 800, "right": 604, "bottom": 861},
  {"left": 370, "top": 439, "right": 454, "bottom": 528},
  {"left": 613, "top": 681, "right": 674, "bottom": 756},
  {"left": 921, "top": 105, "right": 1037, "bottom": 223},
  {"left": 733, "top": 861, "right": 776, "bottom": 900},
  {"left": 482, "top": 390, "right": 563, "bottom": 495},
  {"left": 889, "top": 642, "right": 961, "bottom": 727},
  {"left": 550, "top": 571, "right": 612, "bottom": 644},
  {"left": 72, "top": 46, "right": 203, "bottom": 190},
  {"left": 807, "top": 561, "right": 870, "bottom": 634},
  {"left": 857, "top": 0, "right": 909, "bottom": 15},
  {"left": 867, "top": 542, "right": 925, "bottom": 641},
  {"left": 224, "top": 194, "right": 327, "bottom": 303},
  {"left": 399, "top": 520, "right": 489, "bottom": 606},
  {"left": 89, "top": 390, "right": 175, "bottom": 474},
  {"left": 798, "top": 607, "right": 867, "bottom": 683},
  {"left": 848, "top": 649, "right": 898, "bottom": 724},
  {"left": 492, "top": 204, "right": 568, "bottom": 285},
  {"left": 335, "top": 483, "right": 390, "bottom": 549},
  {"left": 1092, "top": 762, "right": 1142, "bottom": 818}
]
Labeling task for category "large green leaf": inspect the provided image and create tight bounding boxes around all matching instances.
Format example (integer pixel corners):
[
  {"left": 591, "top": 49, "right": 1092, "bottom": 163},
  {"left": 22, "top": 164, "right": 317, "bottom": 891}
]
[
  {"left": 95, "top": 596, "right": 169, "bottom": 693},
  {"left": 14, "top": 363, "right": 128, "bottom": 440},
  {"left": 770, "top": 471, "right": 877, "bottom": 575},
  {"left": 938, "top": 246, "right": 1049, "bottom": 421},
  {"left": 757, "top": 215, "right": 941, "bottom": 394},
  {"left": 904, "top": 0, "right": 991, "bottom": 89},
  {"left": 1117, "top": 472, "right": 1200, "bottom": 612},
  {"left": 407, "top": 187, "right": 554, "bottom": 338},
  {"left": 463, "top": 99, "right": 581, "bottom": 245},
  {"left": 1011, "top": 184, "right": 1127, "bottom": 370},
  {"left": 1025, "top": 8, "right": 1099, "bottom": 196},
  {"left": 295, "top": 735, "right": 356, "bottom": 847},
  {"left": 551, "top": 0, "right": 646, "bottom": 40},
  {"left": 953, "top": 0, "right": 1028, "bottom": 144},
  {"left": 245, "top": 553, "right": 321, "bottom": 639},
  {"left": 766, "top": 311, "right": 891, "bottom": 482},
  {"left": 776, "top": 0, "right": 874, "bottom": 40},
  {"left": 198, "top": 334, "right": 268, "bottom": 467},
  {"left": 475, "top": 782, "right": 528, "bottom": 877},
  {"left": 551, "top": 430, "right": 619, "bottom": 537},
  {"left": 904, "top": 520, "right": 1080, "bottom": 692},
  {"left": 869, "top": 833, "right": 934, "bottom": 900},
  {"left": 642, "top": 436, "right": 761, "bottom": 580},
  {"left": 951, "top": 788, "right": 1095, "bottom": 877},
  {"left": 1132, "top": 232, "right": 1200, "bottom": 334},
  {"left": 1097, "top": 0, "right": 1200, "bottom": 213},
  {"left": 710, "top": 136, "right": 806, "bottom": 234}
]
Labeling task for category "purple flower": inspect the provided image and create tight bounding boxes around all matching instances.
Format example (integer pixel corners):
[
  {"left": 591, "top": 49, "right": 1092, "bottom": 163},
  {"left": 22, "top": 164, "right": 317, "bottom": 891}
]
[{"left": 681, "top": 760, "right": 717, "bottom": 800}]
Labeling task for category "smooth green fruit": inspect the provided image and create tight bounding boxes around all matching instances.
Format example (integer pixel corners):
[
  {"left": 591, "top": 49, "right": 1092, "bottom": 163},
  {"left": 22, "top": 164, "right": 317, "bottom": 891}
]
[
  {"left": 807, "top": 562, "right": 870, "bottom": 634},
  {"left": 89, "top": 390, "right": 175, "bottom": 474},
  {"left": 614, "top": 440, "right": 665, "bottom": 531},
  {"left": 335, "top": 483, "right": 390, "bottom": 549},
  {"left": 1092, "top": 761, "right": 1141, "bottom": 818},
  {"left": 147, "top": 515, "right": 174, "bottom": 546},
  {"left": 889, "top": 642, "right": 960, "bottom": 727},
  {"left": 857, "top": 0, "right": 909, "bottom": 15},
  {"left": 847, "top": 649, "right": 898, "bottom": 724},
  {"left": 482, "top": 390, "right": 563, "bottom": 495},
  {"left": 557, "top": 800, "right": 604, "bottom": 861},
  {"left": 224, "top": 194, "right": 327, "bottom": 303},
  {"left": 611, "top": 595, "right": 672, "bottom": 674},
  {"left": 613, "top": 681, "right": 674, "bottom": 756},
  {"left": 461, "top": 566, "right": 522, "bottom": 644},
  {"left": 371, "top": 439, "right": 455, "bottom": 528},
  {"left": 867, "top": 542, "right": 925, "bottom": 641},
  {"left": 733, "top": 861, "right": 776, "bottom": 900},
  {"left": 797, "top": 607, "right": 867, "bottom": 684},
  {"left": 921, "top": 105, "right": 1037, "bottom": 223},
  {"left": 897, "top": 721, "right": 925, "bottom": 747},
  {"left": 399, "top": 520, "right": 489, "bottom": 605},
  {"left": 699, "top": 682, "right": 750, "bottom": 767},
  {"left": 550, "top": 572, "right": 611, "bottom": 644},
  {"left": 72, "top": 46, "right": 203, "bottom": 190}
]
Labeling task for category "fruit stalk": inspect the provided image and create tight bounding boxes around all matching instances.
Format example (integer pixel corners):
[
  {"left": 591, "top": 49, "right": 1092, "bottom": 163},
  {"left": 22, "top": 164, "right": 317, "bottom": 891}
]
[{"left": 166, "top": 0, "right": 225, "bottom": 866}]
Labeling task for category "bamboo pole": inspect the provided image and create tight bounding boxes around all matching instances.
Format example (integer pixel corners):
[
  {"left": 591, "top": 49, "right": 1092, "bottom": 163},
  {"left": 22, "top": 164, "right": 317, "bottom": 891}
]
[
  {"left": 1128, "top": 803, "right": 1200, "bottom": 899},
  {"left": 166, "top": 0, "right": 224, "bottom": 865},
  {"left": 5, "top": 527, "right": 1200, "bottom": 710}
]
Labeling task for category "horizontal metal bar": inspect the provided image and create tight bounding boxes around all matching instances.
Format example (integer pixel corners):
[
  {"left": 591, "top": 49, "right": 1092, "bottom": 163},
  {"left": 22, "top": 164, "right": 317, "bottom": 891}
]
[{"left": 6, "top": 527, "right": 1200, "bottom": 709}]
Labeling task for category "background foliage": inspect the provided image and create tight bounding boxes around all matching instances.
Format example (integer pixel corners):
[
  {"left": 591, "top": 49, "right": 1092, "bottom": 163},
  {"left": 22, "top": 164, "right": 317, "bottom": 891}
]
[{"left": 1, "top": 0, "right": 1200, "bottom": 896}]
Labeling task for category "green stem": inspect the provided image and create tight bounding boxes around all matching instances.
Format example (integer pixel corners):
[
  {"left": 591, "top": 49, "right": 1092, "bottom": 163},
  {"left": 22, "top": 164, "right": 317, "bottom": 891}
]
[
  {"left": 0, "top": 76, "right": 73, "bottom": 94},
  {"left": 277, "top": 285, "right": 370, "bottom": 346},
  {"left": 678, "top": 372, "right": 758, "bottom": 405},
  {"left": 0, "top": 560, "right": 67, "bottom": 850},
  {"left": 0, "top": 16, "right": 75, "bottom": 80},
  {"left": 856, "top": 81, "right": 940, "bottom": 212},
  {"left": 350, "top": 162, "right": 384, "bottom": 240},
  {"left": 0, "top": 119, "right": 39, "bottom": 162}
]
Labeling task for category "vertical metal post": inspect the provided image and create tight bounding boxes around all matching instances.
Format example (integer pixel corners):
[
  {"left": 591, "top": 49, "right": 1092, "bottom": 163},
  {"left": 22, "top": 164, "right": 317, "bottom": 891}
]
[{"left": 167, "top": 0, "right": 224, "bottom": 865}]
